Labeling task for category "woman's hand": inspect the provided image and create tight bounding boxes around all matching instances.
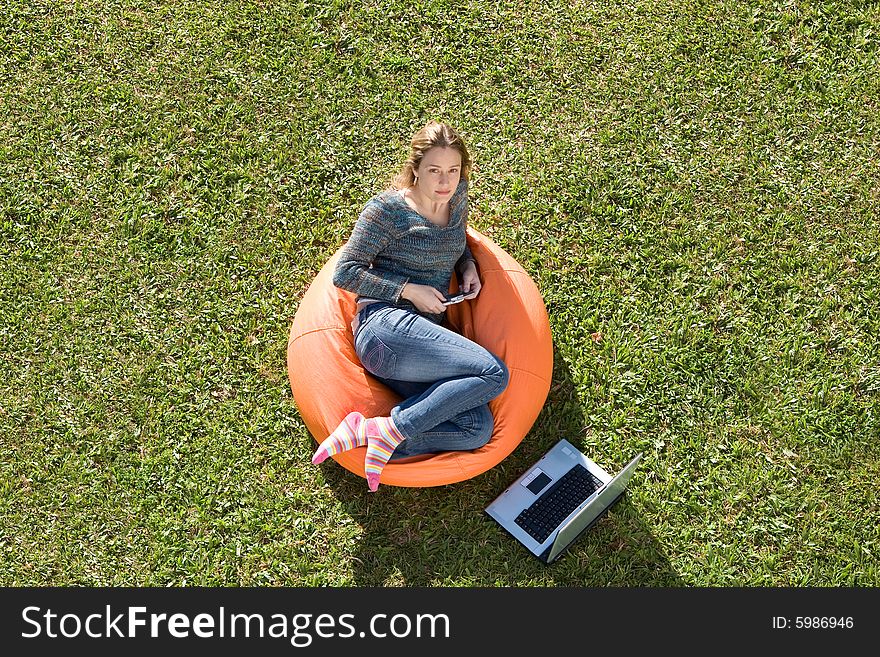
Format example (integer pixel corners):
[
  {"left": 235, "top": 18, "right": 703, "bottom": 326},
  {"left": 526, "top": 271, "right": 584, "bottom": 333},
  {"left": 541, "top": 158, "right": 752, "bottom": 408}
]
[
  {"left": 400, "top": 283, "right": 448, "bottom": 314},
  {"left": 459, "top": 261, "right": 482, "bottom": 299}
]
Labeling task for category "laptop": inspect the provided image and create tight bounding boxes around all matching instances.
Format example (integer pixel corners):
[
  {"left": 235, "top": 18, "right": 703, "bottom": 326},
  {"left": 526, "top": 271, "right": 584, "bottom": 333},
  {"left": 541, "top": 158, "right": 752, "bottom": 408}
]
[{"left": 485, "top": 439, "right": 642, "bottom": 563}]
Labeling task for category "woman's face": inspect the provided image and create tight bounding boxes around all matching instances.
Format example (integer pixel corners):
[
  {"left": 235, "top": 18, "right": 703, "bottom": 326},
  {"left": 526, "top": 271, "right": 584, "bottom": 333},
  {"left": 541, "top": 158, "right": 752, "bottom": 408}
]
[{"left": 414, "top": 147, "right": 462, "bottom": 203}]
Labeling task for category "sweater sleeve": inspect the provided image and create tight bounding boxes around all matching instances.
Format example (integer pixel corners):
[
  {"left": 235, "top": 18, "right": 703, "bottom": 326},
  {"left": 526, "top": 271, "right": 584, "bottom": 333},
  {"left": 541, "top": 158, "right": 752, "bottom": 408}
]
[
  {"left": 451, "top": 180, "right": 475, "bottom": 272},
  {"left": 332, "top": 200, "right": 410, "bottom": 301},
  {"left": 455, "top": 245, "right": 475, "bottom": 272}
]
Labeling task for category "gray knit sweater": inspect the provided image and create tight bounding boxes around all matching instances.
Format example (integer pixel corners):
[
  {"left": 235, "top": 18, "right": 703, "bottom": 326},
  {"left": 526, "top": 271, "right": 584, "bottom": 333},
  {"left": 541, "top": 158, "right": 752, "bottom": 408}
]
[{"left": 333, "top": 179, "right": 474, "bottom": 323}]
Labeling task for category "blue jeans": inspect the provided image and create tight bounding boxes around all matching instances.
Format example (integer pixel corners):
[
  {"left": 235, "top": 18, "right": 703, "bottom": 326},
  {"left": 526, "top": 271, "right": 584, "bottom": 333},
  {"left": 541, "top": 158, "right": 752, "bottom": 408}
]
[{"left": 353, "top": 303, "right": 510, "bottom": 459}]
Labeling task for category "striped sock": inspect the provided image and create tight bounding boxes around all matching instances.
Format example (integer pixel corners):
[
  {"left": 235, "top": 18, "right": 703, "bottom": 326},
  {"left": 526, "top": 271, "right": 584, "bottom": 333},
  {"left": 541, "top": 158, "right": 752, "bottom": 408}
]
[
  {"left": 312, "top": 411, "right": 367, "bottom": 464},
  {"left": 363, "top": 416, "right": 406, "bottom": 492}
]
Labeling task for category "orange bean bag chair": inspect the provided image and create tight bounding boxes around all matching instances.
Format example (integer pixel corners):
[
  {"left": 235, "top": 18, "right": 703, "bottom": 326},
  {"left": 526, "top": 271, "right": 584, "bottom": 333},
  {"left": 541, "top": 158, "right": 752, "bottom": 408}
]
[{"left": 287, "top": 227, "right": 553, "bottom": 487}]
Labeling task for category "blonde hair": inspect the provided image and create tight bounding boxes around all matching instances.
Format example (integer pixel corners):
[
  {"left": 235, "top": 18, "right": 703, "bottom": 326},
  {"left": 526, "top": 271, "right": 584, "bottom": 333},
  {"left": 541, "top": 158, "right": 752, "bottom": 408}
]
[{"left": 391, "top": 121, "right": 472, "bottom": 189}]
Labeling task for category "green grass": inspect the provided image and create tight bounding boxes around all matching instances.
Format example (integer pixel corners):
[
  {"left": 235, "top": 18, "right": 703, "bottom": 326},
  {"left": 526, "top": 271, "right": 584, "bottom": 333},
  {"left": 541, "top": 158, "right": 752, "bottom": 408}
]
[{"left": 2, "top": 0, "right": 878, "bottom": 586}]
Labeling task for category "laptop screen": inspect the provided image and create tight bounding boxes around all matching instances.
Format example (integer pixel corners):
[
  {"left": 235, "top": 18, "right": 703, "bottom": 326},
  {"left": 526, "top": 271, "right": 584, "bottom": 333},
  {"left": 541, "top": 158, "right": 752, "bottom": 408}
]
[{"left": 546, "top": 453, "right": 642, "bottom": 563}]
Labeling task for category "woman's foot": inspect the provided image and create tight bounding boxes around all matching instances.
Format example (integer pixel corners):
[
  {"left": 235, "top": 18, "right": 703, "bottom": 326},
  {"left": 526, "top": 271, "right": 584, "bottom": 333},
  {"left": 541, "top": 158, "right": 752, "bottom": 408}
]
[
  {"left": 311, "top": 411, "right": 367, "bottom": 464},
  {"left": 363, "top": 416, "right": 406, "bottom": 492}
]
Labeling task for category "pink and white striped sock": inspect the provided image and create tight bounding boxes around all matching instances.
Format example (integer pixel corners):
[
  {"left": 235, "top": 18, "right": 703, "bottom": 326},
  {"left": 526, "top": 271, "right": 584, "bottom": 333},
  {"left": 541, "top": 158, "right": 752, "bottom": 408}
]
[
  {"left": 311, "top": 411, "right": 367, "bottom": 464},
  {"left": 363, "top": 416, "right": 406, "bottom": 492}
]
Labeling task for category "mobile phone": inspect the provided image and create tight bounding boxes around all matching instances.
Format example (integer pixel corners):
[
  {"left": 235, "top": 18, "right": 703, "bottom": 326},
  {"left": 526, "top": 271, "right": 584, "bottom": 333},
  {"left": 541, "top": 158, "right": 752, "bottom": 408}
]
[{"left": 442, "top": 293, "right": 466, "bottom": 306}]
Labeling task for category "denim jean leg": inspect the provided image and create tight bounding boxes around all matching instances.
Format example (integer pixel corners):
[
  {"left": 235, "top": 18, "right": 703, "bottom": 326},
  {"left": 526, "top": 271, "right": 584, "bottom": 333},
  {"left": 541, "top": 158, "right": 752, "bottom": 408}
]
[
  {"left": 377, "top": 377, "right": 494, "bottom": 458},
  {"left": 394, "top": 405, "right": 494, "bottom": 457},
  {"left": 354, "top": 307, "right": 509, "bottom": 449}
]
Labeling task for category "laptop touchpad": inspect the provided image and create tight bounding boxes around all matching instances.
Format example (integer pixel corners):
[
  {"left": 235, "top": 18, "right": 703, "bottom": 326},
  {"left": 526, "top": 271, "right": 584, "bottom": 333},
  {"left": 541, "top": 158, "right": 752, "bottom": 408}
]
[{"left": 523, "top": 470, "right": 552, "bottom": 495}]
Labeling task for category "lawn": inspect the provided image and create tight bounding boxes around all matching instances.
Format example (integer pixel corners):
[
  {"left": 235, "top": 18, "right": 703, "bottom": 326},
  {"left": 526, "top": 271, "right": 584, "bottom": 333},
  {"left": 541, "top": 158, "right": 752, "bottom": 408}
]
[{"left": 1, "top": 0, "right": 878, "bottom": 586}]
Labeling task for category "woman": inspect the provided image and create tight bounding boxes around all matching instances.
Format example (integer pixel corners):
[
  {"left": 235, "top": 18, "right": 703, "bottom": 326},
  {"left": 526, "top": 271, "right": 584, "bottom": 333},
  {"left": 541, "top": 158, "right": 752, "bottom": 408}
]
[{"left": 311, "top": 121, "right": 509, "bottom": 492}]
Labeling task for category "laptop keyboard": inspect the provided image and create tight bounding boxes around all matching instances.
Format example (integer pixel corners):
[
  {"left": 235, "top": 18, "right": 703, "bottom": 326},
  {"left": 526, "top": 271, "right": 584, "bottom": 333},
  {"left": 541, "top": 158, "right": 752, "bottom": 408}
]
[{"left": 514, "top": 464, "right": 603, "bottom": 544}]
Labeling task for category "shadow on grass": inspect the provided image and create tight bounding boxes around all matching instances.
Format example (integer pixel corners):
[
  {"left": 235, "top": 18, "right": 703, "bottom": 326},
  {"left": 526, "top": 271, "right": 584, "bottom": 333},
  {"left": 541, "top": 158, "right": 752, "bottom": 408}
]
[{"left": 317, "top": 344, "right": 683, "bottom": 586}]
